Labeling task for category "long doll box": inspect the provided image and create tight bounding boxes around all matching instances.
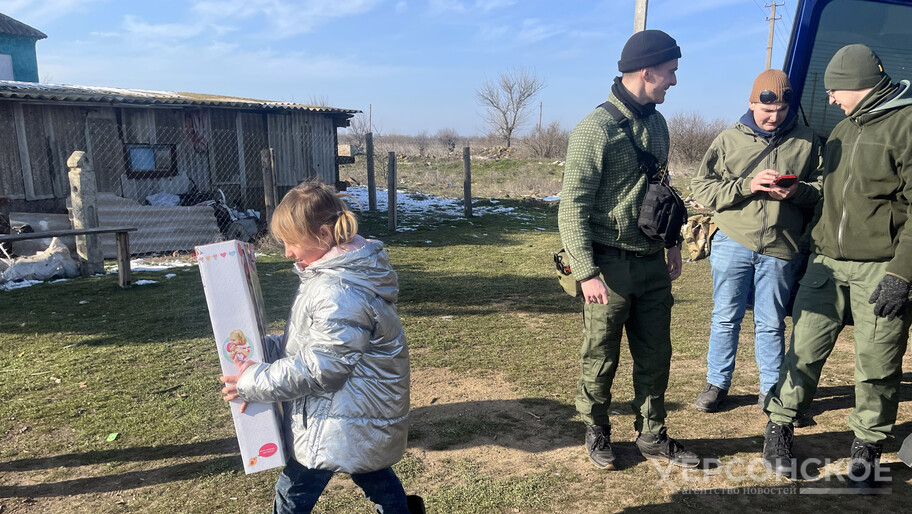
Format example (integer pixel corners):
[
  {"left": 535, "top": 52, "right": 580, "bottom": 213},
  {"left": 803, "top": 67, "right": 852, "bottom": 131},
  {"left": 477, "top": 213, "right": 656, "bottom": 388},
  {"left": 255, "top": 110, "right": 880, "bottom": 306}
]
[{"left": 196, "top": 240, "right": 286, "bottom": 474}]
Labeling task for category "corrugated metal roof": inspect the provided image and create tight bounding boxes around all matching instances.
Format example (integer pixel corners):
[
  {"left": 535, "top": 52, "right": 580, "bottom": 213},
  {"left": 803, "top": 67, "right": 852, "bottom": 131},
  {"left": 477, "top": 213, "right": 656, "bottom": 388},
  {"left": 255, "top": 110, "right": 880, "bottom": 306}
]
[
  {"left": 0, "top": 80, "right": 360, "bottom": 115},
  {"left": 0, "top": 13, "right": 47, "bottom": 39}
]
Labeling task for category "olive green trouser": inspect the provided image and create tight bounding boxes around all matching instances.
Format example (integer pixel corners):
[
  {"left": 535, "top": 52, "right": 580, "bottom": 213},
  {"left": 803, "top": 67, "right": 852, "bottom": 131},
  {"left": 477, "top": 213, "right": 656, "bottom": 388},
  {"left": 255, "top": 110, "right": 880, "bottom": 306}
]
[
  {"left": 767, "top": 254, "right": 912, "bottom": 443},
  {"left": 576, "top": 250, "right": 673, "bottom": 435}
]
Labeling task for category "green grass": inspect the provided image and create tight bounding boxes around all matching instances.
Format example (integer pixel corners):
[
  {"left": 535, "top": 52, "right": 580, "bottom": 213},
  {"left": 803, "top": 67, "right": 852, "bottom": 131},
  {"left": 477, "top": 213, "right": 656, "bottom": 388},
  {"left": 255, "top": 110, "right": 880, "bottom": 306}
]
[{"left": 3, "top": 183, "right": 911, "bottom": 512}]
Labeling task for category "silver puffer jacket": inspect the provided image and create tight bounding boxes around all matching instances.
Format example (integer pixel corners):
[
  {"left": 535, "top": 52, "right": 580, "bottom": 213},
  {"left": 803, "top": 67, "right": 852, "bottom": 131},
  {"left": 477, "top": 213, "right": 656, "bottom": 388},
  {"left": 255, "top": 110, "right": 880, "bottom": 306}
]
[{"left": 237, "top": 238, "right": 409, "bottom": 473}]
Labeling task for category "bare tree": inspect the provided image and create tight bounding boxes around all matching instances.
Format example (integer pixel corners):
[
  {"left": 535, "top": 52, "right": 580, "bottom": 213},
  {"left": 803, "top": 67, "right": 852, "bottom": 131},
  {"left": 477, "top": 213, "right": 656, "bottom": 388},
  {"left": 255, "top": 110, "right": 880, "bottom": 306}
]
[
  {"left": 475, "top": 68, "right": 545, "bottom": 148},
  {"left": 436, "top": 127, "right": 460, "bottom": 153},
  {"left": 667, "top": 111, "right": 729, "bottom": 172},
  {"left": 413, "top": 130, "right": 431, "bottom": 157},
  {"left": 522, "top": 121, "right": 569, "bottom": 159},
  {"left": 341, "top": 113, "right": 371, "bottom": 150},
  {"left": 308, "top": 95, "right": 331, "bottom": 107}
]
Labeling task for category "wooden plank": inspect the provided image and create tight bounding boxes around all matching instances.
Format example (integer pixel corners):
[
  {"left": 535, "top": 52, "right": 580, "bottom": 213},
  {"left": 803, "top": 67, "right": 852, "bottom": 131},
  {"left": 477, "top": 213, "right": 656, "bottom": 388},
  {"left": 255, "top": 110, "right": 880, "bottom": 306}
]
[
  {"left": 22, "top": 104, "right": 55, "bottom": 199},
  {"left": 0, "top": 102, "right": 25, "bottom": 199},
  {"left": 206, "top": 109, "right": 219, "bottom": 194},
  {"left": 116, "top": 231, "right": 131, "bottom": 288},
  {"left": 260, "top": 148, "right": 277, "bottom": 224},
  {"left": 0, "top": 226, "right": 137, "bottom": 243},
  {"left": 235, "top": 112, "right": 247, "bottom": 193},
  {"left": 13, "top": 103, "right": 37, "bottom": 200},
  {"left": 85, "top": 112, "right": 125, "bottom": 193}
]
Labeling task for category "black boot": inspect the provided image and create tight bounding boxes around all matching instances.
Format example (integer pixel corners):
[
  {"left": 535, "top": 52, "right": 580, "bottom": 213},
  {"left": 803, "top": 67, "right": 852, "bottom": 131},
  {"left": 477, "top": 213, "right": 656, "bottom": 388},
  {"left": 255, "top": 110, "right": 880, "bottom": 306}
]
[
  {"left": 694, "top": 383, "right": 728, "bottom": 412},
  {"left": 847, "top": 438, "right": 884, "bottom": 493},
  {"left": 762, "top": 421, "right": 795, "bottom": 477},
  {"left": 585, "top": 424, "right": 616, "bottom": 470},
  {"left": 406, "top": 494, "right": 426, "bottom": 514},
  {"left": 635, "top": 427, "right": 699, "bottom": 468}
]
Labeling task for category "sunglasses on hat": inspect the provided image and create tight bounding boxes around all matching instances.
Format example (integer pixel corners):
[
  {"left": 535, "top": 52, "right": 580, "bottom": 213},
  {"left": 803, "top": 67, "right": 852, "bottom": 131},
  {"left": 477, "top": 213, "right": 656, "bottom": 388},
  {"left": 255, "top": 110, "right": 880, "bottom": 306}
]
[{"left": 759, "top": 88, "right": 793, "bottom": 104}]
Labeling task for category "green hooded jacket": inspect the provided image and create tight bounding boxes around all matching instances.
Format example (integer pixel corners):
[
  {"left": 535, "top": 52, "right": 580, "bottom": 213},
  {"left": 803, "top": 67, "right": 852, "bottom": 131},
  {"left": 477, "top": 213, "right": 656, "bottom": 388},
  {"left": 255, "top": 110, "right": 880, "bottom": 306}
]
[
  {"left": 811, "top": 79, "right": 912, "bottom": 281},
  {"left": 558, "top": 93, "right": 669, "bottom": 281},
  {"left": 691, "top": 115, "right": 823, "bottom": 260}
]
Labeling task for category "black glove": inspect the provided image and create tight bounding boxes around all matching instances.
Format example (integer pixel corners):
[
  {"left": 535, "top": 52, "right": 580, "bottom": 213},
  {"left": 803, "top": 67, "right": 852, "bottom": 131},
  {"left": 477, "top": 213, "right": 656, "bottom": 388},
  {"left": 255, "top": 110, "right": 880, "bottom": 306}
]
[{"left": 868, "top": 274, "right": 911, "bottom": 320}]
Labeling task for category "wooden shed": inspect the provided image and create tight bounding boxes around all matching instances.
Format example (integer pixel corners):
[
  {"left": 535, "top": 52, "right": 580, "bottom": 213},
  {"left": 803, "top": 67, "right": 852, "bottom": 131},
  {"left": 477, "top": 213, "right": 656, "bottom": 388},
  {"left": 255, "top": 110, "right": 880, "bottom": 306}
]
[{"left": 0, "top": 80, "right": 357, "bottom": 255}]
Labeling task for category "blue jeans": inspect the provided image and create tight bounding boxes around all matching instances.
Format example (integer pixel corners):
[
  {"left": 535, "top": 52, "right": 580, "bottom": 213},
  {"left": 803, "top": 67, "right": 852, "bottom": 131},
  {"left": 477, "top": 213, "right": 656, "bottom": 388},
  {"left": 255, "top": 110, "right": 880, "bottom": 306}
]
[
  {"left": 274, "top": 459, "right": 409, "bottom": 513},
  {"left": 706, "top": 231, "right": 796, "bottom": 393}
]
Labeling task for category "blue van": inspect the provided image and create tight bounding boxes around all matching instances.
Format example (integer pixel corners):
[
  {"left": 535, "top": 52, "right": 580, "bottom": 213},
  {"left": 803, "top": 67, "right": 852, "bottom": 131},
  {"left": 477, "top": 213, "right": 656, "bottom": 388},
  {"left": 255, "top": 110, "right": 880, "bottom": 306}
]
[{"left": 784, "top": 0, "right": 912, "bottom": 137}]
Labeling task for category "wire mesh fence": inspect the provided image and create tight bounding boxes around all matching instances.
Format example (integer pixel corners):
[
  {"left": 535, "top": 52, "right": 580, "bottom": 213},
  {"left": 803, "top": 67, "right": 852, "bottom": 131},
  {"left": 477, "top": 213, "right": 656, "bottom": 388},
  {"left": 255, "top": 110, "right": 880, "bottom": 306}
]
[{"left": 3, "top": 107, "right": 340, "bottom": 259}]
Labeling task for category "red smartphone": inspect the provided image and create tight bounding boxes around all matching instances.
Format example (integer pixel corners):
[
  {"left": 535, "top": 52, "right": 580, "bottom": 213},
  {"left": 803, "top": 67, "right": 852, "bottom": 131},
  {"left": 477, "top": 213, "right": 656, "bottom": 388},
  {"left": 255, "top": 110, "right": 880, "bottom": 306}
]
[{"left": 773, "top": 174, "right": 798, "bottom": 187}]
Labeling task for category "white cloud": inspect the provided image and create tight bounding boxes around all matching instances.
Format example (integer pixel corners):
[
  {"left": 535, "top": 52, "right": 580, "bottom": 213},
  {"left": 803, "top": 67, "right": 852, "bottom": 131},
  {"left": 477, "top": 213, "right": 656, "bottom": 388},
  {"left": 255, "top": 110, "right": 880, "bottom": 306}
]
[
  {"left": 474, "top": 0, "right": 517, "bottom": 11},
  {"left": 477, "top": 24, "right": 510, "bottom": 41},
  {"left": 189, "top": 0, "right": 383, "bottom": 37},
  {"left": 654, "top": 0, "right": 746, "bottom": 18},
  {"left": 515, "top": 18, "right": 564, "bottom": 45},
  {"left": 396, "top": 1, "right": 408, "bottom": 13},
  {"left": 428, "top": 0, "right": 466, "bottom": 13},
  {"left": 3, "top": 0, "right": 107, "bottom": 24},
  {"left": 39, "top": 41, "right": 405, "bottom": 99},
  {"left": 121, "top": 15, "right": 207, "bottom": 41}
]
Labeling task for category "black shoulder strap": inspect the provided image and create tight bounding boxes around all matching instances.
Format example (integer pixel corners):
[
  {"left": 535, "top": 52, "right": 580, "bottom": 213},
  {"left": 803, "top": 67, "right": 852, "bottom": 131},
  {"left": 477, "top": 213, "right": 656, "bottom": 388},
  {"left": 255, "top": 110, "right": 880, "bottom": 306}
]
[
  {"left": 739, "top": 137, "right": 780, "bottom": 179},
  {"left": 598, "top": 101, "right": 636, "bottom": 144},
  {"left": 598, "top": 101, "right": 662, "bottom": 179}
]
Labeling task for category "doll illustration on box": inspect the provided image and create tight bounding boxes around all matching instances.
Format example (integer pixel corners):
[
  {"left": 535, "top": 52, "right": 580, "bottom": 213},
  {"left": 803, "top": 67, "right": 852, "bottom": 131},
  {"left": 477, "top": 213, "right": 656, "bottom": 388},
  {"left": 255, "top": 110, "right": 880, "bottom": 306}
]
[{"left": 225, "top": 329, "right": 251, "bottom": 365}]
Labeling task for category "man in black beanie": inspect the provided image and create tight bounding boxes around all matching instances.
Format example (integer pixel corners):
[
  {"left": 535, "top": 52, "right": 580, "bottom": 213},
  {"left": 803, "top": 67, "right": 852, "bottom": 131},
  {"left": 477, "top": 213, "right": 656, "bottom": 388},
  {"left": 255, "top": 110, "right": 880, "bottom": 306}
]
[
  {"left": 558, "top": 29, "right": 698, "bottom": 470},
  {"left": 762, "top": 44, "right": 912, "bottom": 492}
]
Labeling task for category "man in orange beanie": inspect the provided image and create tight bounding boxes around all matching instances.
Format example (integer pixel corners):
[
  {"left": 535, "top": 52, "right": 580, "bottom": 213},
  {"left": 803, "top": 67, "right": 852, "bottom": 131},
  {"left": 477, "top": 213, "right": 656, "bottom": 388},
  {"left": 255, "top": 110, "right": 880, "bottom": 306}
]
[{"left": 690, "top": 69, "right": 822, "bottom": 413}]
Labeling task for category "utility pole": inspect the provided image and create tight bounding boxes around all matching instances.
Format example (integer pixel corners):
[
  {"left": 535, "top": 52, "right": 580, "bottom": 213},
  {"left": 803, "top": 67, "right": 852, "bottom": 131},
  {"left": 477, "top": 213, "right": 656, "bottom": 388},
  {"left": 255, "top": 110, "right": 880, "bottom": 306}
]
[
  {"left": 765, "top": 2, "right": 783, "bottom": 69},
  {"left": 634, "top": 0, "right": 648, "bottom": 33},
  {"left": 538, "top": 101, "right": 542, "bottom": 132}
]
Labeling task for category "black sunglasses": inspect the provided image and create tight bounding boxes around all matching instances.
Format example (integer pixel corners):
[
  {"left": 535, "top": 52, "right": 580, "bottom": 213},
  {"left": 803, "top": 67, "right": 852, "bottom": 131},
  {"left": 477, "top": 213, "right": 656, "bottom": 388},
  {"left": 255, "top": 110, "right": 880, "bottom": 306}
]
[{"left": 759, "top": 88, "right": 793, "bottom": 104}]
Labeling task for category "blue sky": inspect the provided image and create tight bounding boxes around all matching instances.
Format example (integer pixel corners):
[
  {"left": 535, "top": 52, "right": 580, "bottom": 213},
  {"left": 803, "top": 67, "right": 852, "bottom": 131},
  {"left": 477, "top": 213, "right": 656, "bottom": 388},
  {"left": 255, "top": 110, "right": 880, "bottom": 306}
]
[{"left": 6, "top": 0, "right": 795, "bottom": 136}]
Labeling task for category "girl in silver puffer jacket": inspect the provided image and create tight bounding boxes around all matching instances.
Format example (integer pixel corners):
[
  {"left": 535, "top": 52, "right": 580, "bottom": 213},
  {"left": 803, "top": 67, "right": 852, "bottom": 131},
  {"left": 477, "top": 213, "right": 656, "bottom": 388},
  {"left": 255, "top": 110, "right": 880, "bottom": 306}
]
[{"left": 220, "top": 181, "right": 413, "bottom": 513}]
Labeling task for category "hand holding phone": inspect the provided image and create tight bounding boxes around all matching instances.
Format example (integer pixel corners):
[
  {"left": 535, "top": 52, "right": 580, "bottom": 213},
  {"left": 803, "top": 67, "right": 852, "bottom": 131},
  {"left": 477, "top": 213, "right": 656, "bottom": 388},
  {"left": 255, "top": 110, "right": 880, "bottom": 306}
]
[{"left": 773, "top": 174, "right": 798, "bottom": 188}]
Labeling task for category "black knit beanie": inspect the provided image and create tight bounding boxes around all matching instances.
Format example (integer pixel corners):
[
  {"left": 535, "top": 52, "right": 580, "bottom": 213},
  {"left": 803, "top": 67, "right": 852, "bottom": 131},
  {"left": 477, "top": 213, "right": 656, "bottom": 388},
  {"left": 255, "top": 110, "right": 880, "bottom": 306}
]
[{"left": 618, "top": 29, "right": 681, "bottom": 73}]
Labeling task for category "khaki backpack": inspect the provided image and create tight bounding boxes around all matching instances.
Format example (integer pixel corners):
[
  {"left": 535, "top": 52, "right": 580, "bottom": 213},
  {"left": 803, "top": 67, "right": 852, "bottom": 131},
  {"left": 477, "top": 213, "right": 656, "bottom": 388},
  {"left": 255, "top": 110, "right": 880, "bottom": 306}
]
[{"left": 682, "top": 214, "right": 717, "bottom": 261}]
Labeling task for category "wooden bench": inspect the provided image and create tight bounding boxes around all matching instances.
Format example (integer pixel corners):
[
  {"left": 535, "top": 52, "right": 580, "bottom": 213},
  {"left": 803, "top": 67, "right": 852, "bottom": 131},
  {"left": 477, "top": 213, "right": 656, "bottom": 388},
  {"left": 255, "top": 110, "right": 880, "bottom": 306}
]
[{"left": 0, "top": 226, "right": 137, "bottom": 288}]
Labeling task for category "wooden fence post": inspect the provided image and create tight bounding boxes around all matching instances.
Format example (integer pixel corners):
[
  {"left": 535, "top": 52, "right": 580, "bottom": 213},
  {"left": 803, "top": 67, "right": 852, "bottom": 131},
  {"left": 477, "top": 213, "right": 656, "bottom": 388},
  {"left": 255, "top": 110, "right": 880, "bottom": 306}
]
[
  {"left": 387, "top": 152, "right": 397, "bottom": 231},
  {"left": 463, "top": 146, "right": 472, "bottom": 218},
  {"left": 67, "top": 151, "right": 104, "bottom": 276},
  {"left": 260, "top": 148, "right": 278, "bottom": 224},
  {"left": 366, "top": 133, "right": 376, "bottom": 211}
]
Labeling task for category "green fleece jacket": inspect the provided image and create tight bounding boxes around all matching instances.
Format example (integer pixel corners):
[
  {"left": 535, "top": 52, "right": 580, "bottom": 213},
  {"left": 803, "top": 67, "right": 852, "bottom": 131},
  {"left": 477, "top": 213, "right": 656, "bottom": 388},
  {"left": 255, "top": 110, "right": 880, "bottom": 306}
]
[
  {"left": 691, "top": 116, "right": 823, "bottom": 260},
  {"left": 811, "top": 79, "right": 912, "bottom": 281},
  {"left": 558, "top": 94, "right": 669, "bottom": 281}
]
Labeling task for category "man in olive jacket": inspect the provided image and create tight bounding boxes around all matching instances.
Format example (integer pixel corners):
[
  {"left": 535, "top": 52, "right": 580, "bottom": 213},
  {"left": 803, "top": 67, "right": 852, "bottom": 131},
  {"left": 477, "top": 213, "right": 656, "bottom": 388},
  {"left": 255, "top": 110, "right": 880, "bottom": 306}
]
[
  {"left": 690, "top": 69, "right": 822, "bottom": 413},
  {"left": 558, "top": 29, "right": 697, "bottom": 471},
  {"left": 762, "top": 44, "right": 912, "bottom": 491}
]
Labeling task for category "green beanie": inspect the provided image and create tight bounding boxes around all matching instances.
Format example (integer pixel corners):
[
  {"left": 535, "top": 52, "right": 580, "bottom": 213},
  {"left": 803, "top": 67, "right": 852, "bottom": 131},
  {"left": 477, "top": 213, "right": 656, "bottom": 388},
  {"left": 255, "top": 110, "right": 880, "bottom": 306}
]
[{"left": 824, "top": 44, "right": 888, "bottom": 90}]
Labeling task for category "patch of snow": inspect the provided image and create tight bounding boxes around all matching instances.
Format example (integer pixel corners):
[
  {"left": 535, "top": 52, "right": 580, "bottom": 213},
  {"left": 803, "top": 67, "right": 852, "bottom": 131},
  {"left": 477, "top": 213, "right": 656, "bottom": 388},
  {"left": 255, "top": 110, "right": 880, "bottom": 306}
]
[
  {"left": 343, "top": 186, "right": 516, "bottom": 222},
  {"left": 128, "top": 259, "right": 194, "bottom": 272},
  {"left": 165, "top": 274, "right": 176, "bottom": 279},
  {"left": 1, "top": 279, "right": 43, "bottom": 291},
  {"left": 134, "top": 280, "right": 157, "bottom": 286},
  {"left": 543, "top": 195, "right": 561, "bottom": 202}
]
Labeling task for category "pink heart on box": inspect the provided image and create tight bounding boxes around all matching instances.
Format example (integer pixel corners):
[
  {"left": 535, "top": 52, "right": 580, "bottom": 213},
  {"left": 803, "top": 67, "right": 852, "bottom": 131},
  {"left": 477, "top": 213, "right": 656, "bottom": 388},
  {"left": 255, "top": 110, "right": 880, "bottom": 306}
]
[{"left": 220, "top": 252, "right": 227, "bottom": 258}]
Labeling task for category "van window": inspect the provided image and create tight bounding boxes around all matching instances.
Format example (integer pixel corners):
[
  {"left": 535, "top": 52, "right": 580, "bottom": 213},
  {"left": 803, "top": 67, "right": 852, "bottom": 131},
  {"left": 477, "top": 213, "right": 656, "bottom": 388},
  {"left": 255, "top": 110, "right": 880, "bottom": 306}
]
[{"left": 797, "top": 0, "right": 912, "bottom": 137}]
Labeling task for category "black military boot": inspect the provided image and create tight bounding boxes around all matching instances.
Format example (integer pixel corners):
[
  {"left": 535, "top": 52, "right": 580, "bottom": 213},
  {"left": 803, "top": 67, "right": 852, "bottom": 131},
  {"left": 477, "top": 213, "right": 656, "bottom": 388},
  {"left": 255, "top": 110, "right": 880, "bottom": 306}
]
[
  {"left": 694, "top": 383, "right": 728, "bottom": 412},
  {"left": 585, "top": 424, "right": 616, "bottom": 470},
  {"left": 762, "top": 421, "right": 795, "bottom": 477},
  {"left": 848, "top": 438, "right": 884, "bottom": 493},
  {"left": 635, "top": 427, "right": 699, "bottom": 468}
]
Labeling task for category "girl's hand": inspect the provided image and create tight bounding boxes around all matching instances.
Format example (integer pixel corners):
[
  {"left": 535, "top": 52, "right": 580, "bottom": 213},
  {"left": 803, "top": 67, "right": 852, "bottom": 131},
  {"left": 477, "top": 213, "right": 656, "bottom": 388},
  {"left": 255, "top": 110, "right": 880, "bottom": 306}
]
[{"left": 219, "top": 359, "right": 257, "bottom": 413}]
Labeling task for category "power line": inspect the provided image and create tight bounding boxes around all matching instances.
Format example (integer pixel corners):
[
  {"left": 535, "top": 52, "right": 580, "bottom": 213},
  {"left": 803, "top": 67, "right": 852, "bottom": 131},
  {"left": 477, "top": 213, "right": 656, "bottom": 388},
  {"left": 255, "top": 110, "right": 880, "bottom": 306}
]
[{"left": 765, "top": 2, "right": 785, "bottom": 69}]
